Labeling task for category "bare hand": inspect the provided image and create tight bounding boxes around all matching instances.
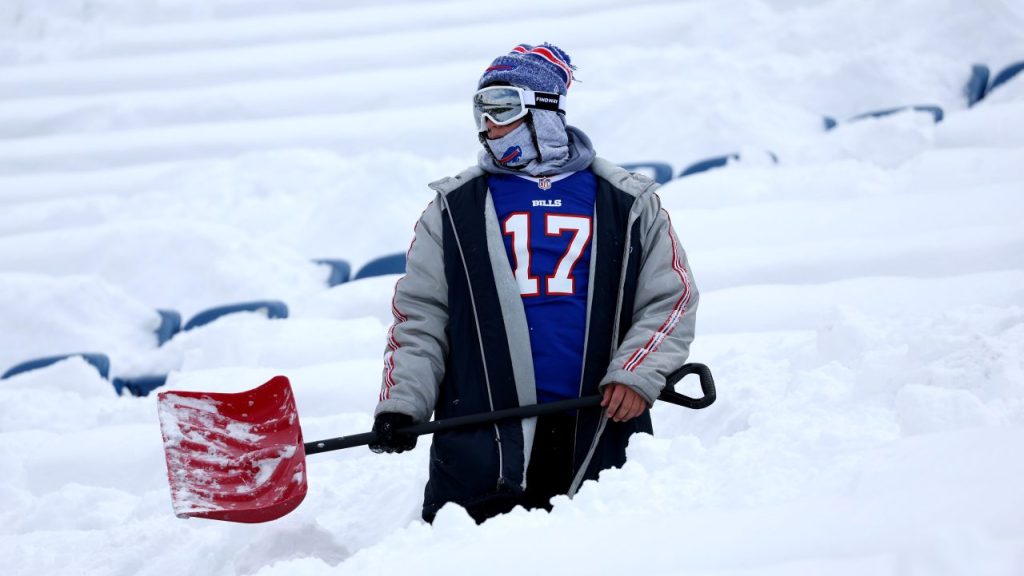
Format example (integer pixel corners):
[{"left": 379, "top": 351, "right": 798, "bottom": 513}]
[{"left": 600, "top": 383, "right": 648, "bottom": 422}]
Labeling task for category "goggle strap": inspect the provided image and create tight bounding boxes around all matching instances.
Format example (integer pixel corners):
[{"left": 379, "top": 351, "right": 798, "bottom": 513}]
[{"left": 524, "top": 91, "right": 565, "bottom": 114}]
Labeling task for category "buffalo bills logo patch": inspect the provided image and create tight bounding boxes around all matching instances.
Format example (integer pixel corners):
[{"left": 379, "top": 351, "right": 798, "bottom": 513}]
[{"left": 499, "top": 145, "right": 522, "bottom": 165}]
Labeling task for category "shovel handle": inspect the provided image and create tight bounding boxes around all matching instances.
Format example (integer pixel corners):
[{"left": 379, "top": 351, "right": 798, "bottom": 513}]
[
  {"left": 658, "top": 362, "right": 716, "bottom": 409},
  {"left": 304, "top": 362, "right": 715, "bottom": 455}
]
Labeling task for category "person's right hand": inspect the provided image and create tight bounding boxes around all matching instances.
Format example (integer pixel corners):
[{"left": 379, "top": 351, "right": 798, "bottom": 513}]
[{"left": 369, "top": 412, "right": 418, "bottom": 454}]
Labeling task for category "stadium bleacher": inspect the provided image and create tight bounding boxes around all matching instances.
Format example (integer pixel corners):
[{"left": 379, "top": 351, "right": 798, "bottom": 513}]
[{"left": 6, "top": 54, "right": 1019, "bottom": 397}]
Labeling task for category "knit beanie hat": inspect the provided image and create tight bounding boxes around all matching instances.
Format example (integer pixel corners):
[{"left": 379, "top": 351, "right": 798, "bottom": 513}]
[{"left": 477, "top": 43, "right": 575, "bottom": 95}]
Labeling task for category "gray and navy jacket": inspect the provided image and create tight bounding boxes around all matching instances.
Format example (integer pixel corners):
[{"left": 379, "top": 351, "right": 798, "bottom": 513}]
[{"left": 376, "top": 157, "right": 698, "bottom": 521}]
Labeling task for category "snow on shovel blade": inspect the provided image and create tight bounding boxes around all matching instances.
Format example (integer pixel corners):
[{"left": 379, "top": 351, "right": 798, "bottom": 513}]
[{"left": 157, "top": 375, "right": 307, "bottom": 523}]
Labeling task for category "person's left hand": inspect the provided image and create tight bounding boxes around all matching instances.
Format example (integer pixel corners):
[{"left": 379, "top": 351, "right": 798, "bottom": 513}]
[{"left": 600, "top": 383, "right": 648, "bottom": 422}]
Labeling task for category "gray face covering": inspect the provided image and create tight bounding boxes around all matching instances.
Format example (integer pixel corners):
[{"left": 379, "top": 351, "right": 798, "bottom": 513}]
[
  {"left": 483, "top": 121, "right": 538, "bottom": 170},
  {"left": 479, "top": 109, "right": 595, "bottom": 177}
]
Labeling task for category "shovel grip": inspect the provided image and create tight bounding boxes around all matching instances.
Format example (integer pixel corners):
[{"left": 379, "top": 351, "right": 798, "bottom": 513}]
[
  {"left": 304, "top": 362, "right": 716, "bottom": 455},
  {"left": 659, "top": 362, "right": 716, "bottom": 409}
]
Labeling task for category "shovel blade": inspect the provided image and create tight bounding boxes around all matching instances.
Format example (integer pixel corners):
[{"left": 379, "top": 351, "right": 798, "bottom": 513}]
[{"left": 157, "top": 375, "right": 308, "bottom": 523}]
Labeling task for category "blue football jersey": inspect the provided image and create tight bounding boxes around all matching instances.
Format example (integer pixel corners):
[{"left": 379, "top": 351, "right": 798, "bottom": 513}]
[{"left": 489, "top": 169, "right": 597, "bottom": 403}]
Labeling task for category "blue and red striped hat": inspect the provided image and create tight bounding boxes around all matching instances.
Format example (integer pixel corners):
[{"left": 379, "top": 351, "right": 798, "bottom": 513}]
[{"left": 478, "top": 43, "right": 576, "bottom": 96}]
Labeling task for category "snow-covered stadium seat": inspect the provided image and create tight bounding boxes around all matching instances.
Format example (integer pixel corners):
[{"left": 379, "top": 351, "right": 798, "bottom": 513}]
[
  {"left": 314, "top": 258, "right": 352, "bottom": 287},
  {"left": 354, "top": 253, "right": 406, "bottom": 280},
  {"left": 621, "top": 162, "right": 674, "bottom": 184},
  {"left": 679, "top": 152, "right": 779, "bottom": 178},
  {"left": 965, "top": 64, "right": 990, "bottom": 107},
  {"left": 113, "top": 374, "right": 168, "bottom": 397},
  {"left": 183, "top": 300, "right": 289, "bottom": 331},
  {"left": 1, "top": 353, "right": 110, "bottom": 380},
  {"left": 679, "top": 154, "right": 741, "bottom": 178},
  {"left": 843, "top": 105, "right": 944, "bottom": 126},
  {"left": 156, "top": 309, "right": 181, "bottom": 346},
  {"left": 989, "top": 61, "right": 1024, "bottom": 94}
]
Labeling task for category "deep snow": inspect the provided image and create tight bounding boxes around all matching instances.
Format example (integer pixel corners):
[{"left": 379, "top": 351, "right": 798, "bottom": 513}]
[{"left": 1, "top": 1, "right": 1023, "bottom": 575}]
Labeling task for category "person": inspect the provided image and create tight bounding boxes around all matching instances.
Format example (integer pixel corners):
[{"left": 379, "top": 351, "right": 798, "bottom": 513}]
[{"left": 369, "top": 42, "right": 698, "bottom": 524}]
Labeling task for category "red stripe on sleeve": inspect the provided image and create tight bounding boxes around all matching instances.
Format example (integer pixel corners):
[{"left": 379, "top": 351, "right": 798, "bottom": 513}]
[
  {"left": 380, "top": 202, "right": 434, "bottom": 400},
  {"left": 622, "top": 208, "right": 692, "bottom": 372}
]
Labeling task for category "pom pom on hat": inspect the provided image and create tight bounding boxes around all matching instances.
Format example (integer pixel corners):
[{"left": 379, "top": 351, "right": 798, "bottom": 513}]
[{"left": 478, "top": 43, "right": 576, "bottom": 95}]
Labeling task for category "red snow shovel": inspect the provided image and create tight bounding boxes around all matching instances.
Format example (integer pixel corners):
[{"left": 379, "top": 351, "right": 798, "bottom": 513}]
[{"left": 157, "top": 363, "right": 715, "bottom": 523}]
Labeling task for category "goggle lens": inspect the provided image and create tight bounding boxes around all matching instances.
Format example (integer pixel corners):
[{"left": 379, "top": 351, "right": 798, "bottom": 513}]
[
  {"left": 473, "top": 87, "right": 565, "bottom": 131},
  {"left": 473, "top": 87, "right": 528, "bottom": 129}
]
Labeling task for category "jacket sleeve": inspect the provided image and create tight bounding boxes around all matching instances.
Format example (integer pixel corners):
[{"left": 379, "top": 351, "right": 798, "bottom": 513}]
[
  {"left": 599, "top": 193, "right": 699, "bottom": 405},
  {"left": 374, "top": 198, "right": 449, "bottom": 423}
]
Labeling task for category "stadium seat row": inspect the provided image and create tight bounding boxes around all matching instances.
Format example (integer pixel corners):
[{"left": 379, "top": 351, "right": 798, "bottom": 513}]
[
  {"left": 822, "top": 105, "right": 944, "bottom": 131},
  {"left": 623, "top": 155, "right": 780, "bottom": 184},
  {"left": 0, "top": 352, "right": 168, "bottom": 396},
  {"left": 628, "top": 105, "right": 949, "bottom": 183},
  {"left": 0, "top": 302, "right": 290, "bottom": 395},
  {"left": 626, "top": 60, "right": 1022, "bottom": 183},
  {"left": 315, "top": 254, "right": 409, "bottom": 287},
  {"left": 0, "top": 256, "right": 410, "bottom": 394}
]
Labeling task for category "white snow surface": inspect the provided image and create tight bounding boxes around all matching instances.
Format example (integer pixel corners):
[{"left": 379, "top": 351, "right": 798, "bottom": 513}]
[{"left": 2, "top": 0, "right": 1024, "bottom": 574}]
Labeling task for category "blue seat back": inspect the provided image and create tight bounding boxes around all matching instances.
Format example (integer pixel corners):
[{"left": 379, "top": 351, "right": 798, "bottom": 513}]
[
  {"left": 156, "top": 309, "right": 181, "bottom": 346},
  {"left": 113, "top": 375, "right": 168, "bottom": 397},
  {"left": 965, "top": 64, "right": 990, "bottom": 107},
  {"left": 314, "top": 259, "right": 352, "bottom": 287},
  {"left": 354, "top": 253, "right": 407, "bottom": 280},
  {"left": 679, "top": 154, "right": 739, "bottom": 178},
  {"left": 2, "top": 353, "right": 110, "bottom": 380},
  {"left": 989, "top": 61, "right": 1024, "bottom": 93},
  {"left": 184, "top": 300, "right": 289, "bottom": 331},
  {"left": 848, "top": 105, "right": 944, "bottom": 124},
  {"left": 621, "top": 162, "right": 674, "bottom": 184}
]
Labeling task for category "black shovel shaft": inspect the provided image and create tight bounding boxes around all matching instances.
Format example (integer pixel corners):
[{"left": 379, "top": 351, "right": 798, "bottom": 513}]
[
  {"left": 306, "top": 395, "right": 602, "bottom": 454},
  {"left": 304, "top": 362, "right": 715, "bottom": 455}
]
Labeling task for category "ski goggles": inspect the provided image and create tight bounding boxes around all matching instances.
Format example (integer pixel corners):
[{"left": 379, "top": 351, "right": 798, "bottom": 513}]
[{"left": 472, "top": 86, "right": 566, "bottom": 131}]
